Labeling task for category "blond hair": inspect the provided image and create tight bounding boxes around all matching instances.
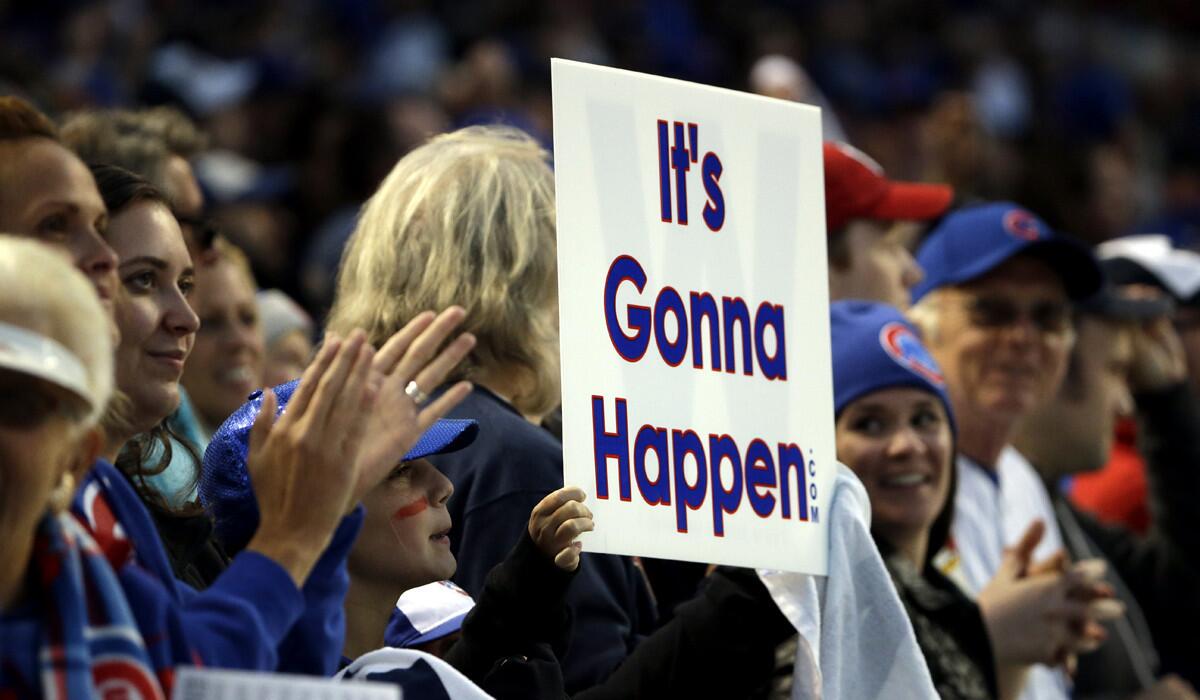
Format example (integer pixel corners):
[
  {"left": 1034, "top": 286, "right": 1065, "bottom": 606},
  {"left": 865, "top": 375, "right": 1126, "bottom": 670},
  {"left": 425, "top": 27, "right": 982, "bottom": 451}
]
[
  {"left": 208, "top": 236, "right": 257, "bottom": 287},
  {"left": 0, "top": 235, "right": 113, "bottom": 424},
  {"left": 327, "top": 126, "right": 559, "bottom": 416}
]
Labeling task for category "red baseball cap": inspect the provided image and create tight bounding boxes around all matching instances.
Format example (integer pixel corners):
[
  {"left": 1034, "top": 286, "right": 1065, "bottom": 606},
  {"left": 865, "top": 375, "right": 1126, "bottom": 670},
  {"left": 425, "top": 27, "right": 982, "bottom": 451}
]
[{"left": 823, "top": 141, "right": 954, "bottom": 233}]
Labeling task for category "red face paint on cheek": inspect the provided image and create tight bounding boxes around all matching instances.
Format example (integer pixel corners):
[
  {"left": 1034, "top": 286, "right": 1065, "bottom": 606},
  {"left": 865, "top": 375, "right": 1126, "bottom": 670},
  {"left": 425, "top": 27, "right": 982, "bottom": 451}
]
[{"left": 391, "top": 496, "right": 429, "bottom": 521}]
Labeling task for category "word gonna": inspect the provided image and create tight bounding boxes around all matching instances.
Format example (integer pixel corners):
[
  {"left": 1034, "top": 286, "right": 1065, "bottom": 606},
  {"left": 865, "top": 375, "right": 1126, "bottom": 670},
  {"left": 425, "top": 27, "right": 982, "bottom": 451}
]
[
  {"left": 604, "top": 255, "right": 788, "bottom": 379},
  {"left": 591, "top": 396, "right": 818, "bottom": 535}
]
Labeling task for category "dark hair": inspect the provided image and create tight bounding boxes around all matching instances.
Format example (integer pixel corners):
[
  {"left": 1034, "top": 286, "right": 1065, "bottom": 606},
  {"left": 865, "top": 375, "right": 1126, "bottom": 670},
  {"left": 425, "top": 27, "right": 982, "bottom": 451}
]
[
  {"left": 91, "top": 163, "right": 205, "bottom": 517},
  {"left": 88, "top": 162, "right": 169, "bottom": 215},
  {"left": 0, "top": 96, "right": 59, "bottom": 142},
  {"left": 827, "top": 225, "right": 853, "bottom": 269}
]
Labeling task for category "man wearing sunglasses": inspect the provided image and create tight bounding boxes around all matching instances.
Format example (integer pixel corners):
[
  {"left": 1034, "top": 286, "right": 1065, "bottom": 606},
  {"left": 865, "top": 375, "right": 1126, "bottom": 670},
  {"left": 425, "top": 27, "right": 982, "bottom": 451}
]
[{"left": 908, "top": 202, "right": 1103, "bottom": 700}]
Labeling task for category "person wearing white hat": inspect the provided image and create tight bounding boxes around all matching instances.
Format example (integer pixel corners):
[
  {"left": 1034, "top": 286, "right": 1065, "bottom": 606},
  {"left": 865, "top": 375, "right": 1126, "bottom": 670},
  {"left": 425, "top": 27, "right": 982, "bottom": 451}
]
[{"left": 0, "top": 235, "right": 135, "bottom": 695}]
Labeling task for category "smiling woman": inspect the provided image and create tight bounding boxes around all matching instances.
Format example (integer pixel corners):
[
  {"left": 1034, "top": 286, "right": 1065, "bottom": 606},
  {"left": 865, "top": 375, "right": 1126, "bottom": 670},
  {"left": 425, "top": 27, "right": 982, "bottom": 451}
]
[
  {"left": 182, "top": 238, "right": 265, "bottom": 438},
  {"left": 86, "top": 164, "right": 229, "bottom": 587}
]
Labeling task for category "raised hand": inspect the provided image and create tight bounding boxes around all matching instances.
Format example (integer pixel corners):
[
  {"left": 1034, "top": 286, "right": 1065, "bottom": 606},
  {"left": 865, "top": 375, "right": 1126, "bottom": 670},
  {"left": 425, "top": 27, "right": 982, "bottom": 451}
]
[
  {"left": 244, "top": 331, "right": 377, "bottom": 586},
  {"left": 528, "top": 487, "right": 594, "bottom": 571},
  {"left": 979, "top": 521, "right": 1124, "bottom": 667},
  {"left": 351, "top": 307, "right": 476, "bottom": 505}
]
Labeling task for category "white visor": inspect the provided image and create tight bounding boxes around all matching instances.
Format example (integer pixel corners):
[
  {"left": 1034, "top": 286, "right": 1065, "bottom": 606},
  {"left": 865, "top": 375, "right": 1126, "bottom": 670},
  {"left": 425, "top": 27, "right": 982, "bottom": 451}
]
[{"left": 0, "top": 321, "right": 93, "bottom": 410}]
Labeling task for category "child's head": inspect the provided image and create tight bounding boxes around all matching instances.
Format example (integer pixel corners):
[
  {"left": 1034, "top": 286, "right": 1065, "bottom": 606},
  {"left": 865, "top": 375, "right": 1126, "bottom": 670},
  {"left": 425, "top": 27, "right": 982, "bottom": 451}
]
[
  {"left": 200, "top": 378, "right": 477, "bottom": 557},
  {"left": 351, "top": 457, "right": 456, "bottom": 592}
]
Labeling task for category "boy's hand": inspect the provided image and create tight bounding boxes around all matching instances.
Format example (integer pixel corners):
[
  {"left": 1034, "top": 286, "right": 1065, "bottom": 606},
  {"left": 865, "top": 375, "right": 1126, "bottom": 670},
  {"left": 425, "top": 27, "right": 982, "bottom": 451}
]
[{"left": 528, "top": 487, "right": 594, "bottom": 572}]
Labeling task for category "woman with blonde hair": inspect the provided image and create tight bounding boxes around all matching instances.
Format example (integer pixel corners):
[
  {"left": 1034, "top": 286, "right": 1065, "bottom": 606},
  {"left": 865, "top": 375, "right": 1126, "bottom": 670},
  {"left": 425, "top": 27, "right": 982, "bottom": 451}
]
[{"left": 327, "top": 125, "right": 653, "bottom": 690}]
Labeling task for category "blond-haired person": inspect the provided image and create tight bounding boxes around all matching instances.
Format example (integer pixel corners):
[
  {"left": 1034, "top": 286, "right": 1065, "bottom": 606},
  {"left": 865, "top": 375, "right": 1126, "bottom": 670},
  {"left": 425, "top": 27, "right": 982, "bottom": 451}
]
[{"left": 327, "top": 125, "right": 654, "bottom": 690}]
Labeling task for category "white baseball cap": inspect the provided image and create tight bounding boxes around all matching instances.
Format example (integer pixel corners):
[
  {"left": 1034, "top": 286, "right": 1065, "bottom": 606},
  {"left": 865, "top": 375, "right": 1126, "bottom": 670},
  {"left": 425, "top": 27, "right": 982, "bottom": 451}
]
[{"left": 0, "top": 320, "right": 95, "bottom": 412}]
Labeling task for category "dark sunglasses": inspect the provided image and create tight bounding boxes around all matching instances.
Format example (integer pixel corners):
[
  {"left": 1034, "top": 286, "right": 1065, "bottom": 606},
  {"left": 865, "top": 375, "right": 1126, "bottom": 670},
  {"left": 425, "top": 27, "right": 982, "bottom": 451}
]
[{"left": 963, "top": 297, "right": 1072, "bottom": 333}]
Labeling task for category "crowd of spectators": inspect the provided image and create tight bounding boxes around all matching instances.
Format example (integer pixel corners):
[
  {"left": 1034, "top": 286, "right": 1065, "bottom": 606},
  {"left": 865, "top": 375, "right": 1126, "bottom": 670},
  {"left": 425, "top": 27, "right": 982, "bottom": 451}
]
[
  {"left": 3, "top": 2, "right": 1200, "bottom": 698},
  {"left": 3, "top": 0, "right": 1198, "bottom": 319}
]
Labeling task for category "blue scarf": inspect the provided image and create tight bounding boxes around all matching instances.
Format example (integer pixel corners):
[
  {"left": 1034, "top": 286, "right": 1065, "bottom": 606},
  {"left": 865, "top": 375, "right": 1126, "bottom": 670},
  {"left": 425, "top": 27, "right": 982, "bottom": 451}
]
[{"left": 33, "top": 511, "right": 167, "bottom": 699}]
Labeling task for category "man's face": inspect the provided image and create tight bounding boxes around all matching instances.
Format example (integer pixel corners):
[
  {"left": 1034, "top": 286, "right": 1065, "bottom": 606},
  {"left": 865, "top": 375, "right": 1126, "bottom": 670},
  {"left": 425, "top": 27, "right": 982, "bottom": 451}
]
[
  {"left": 923, "top": 256, "right": 1075, "bottom": 426},
  {"left": 828, "top": 220, "right": 924, "bottom": 310},
  {"left": 162, "top": 154, "right": 215, "bottom": 262},
  {"left": 1014, "top": 317, "right": 1134, "bottom": 477}
]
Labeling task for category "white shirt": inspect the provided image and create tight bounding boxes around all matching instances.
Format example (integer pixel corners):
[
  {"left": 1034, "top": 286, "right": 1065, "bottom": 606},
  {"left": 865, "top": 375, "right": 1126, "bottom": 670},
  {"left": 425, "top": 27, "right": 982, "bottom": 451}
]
[{"left": 948, "top": 445, "right": 1069, "bottom": 700}]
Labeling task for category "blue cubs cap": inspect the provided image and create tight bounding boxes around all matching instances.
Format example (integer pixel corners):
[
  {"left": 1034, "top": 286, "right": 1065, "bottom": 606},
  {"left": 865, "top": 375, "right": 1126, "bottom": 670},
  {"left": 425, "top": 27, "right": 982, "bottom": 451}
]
[
  {"left": 200, "top": 378, "right": 479, "bottom": 553},
  {"left": 830, "top": 300, "right": 955, "bottom": 433},
  {"left": 910, "top": 201, "right": 1102, "bottom": 303},
  {"left": 384, "top": 580, "right": 475, "bottom": 648}
]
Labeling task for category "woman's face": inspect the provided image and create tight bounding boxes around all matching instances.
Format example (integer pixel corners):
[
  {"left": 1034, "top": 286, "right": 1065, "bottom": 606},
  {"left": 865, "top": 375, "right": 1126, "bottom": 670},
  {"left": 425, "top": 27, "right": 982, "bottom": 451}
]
[
  {"left": 182, "top": 259, "right": 264, "bottom": 430},
  {"left": 108, "top": 202, "right": 199, "bottom": 431},
  {"left": 0, "top": 139, "right": 117, "bottom": 314},
  {"left": 350, "top": 459, "right": 456, "bottom": 593},
  {"left": 835, "top": 387, "right": 953, "bottom": 544}
]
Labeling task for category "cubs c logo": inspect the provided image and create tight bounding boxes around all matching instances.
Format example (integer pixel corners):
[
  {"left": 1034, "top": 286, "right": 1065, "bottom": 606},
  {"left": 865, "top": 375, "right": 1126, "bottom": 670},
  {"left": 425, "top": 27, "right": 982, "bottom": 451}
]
[
  {"left": 94, "top": 656, "right": 166, "bottom": 699},
  {"left": 879, "top": 322, "right": 945, "bottom": 386},
  {"left": 1002, "top": 209, "right": 1041, "bottom": 241}
]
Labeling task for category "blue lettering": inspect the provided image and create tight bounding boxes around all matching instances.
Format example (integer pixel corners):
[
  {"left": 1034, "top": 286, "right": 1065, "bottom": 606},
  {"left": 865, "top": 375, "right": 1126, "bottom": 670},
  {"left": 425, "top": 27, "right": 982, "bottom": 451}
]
[
  {"left": 722, "top": 297, "right": 753, "bottom": 376},
  {"left": 689, "top": 292, "right": 721, "bottom": 371},
  {"left": 671, "top": 122, "right": 691, "bottom": 225},
  {"left": 654, "top": 287, "right": 688, "bottom": 367},
  {"left": 634, "top": 425, "right": 671, "bottom": 506},
  {"left": 745, "top": 439, "right": 777, "bottom": 517},
  {"left": 755, "top": 303, "right": 787, "bottom": 380},
  {"left": 777, "top": 443, "right": 808, "bottom": 520},
  {"left": 709, "top": 434, "right": 743, "bottom": 536},
  {"left": 657, "top": 120, "right": 672, "bottom": 222},
  {"left": 702, "top": 153, "right": 724, "bottom": 231},
  {"left": 591, "top": 396, "right": 631, "bottom": 500},
  {"left": 672, "top": 429, "right": 707, "bottom": 532},
  {"left": 604, "top": 256, "right": 651, "bottom": 362}
]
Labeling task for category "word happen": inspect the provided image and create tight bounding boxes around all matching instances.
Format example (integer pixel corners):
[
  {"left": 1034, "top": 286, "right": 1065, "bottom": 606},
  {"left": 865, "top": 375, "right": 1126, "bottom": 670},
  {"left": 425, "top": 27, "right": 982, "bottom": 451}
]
[
  {"left": 657, "top": 120, "right": 724, "bottom": 231},
  {"left": 604, "top": 255, "right": 787, "bottom": 380},
  {"left": 591, "top": 397, "right": 818, "bottom": 534}
]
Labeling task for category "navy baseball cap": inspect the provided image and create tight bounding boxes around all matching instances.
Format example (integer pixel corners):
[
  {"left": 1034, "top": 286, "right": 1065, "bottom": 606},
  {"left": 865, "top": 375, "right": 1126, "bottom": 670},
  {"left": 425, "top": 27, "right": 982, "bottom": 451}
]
[
  {"left": 200, "top": 378, "right": 478, "bottom": 553},
  {"left": 911, "top": 202, "right": 1103, "bottom": 303},
  {"left": 830, "top": 300, "right": 955, "bottom": 434}
]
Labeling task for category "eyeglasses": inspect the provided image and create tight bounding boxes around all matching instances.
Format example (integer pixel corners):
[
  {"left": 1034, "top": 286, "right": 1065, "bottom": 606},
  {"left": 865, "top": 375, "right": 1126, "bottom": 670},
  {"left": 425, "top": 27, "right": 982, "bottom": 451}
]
[{"left": 959, "top": 296, "right": 1073, "bottom": 334}]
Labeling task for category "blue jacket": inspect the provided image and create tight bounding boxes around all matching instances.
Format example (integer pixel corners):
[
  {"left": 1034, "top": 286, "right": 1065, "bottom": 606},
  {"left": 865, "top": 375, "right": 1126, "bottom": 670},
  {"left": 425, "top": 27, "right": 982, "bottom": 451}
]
[
  {"left": 429, "top": 387, "right": 656, "bottom": 691},
  {"left": 69, "top": 459, "right": 361, "bottom": 674}
]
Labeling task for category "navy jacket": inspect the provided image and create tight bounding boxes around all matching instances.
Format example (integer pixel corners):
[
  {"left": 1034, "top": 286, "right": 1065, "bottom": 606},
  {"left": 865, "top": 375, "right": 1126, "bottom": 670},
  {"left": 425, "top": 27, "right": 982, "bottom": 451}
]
[{"left": 430, "top": 387, "right": 656, "bottom": 691}]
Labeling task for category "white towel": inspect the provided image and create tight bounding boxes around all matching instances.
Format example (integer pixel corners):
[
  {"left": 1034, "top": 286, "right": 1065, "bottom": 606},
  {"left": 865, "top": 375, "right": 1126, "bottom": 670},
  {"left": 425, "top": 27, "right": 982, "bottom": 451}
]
[{"left": 760, "top": 464, "right": 937, "bottom": 699}]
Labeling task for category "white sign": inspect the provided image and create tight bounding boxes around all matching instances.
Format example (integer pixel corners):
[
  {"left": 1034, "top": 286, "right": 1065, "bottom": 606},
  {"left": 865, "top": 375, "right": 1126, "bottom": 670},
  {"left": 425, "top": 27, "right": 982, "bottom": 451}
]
[
  {"left": 552, "top": 59, "right": 834, "bottom": 574},
  {"left": 171, "top": 667, "right": 400, "bottom": 700}
]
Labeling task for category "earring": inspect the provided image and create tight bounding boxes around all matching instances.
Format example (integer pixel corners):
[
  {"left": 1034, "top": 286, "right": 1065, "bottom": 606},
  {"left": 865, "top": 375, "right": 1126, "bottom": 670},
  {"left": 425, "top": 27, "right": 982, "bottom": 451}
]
[{"left": 48, "top": 472, "right": 77, "bottom": 513}]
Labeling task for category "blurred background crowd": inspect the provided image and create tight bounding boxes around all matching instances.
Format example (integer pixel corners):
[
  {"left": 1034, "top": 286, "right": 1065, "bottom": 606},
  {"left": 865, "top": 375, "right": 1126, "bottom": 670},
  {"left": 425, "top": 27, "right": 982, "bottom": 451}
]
[{"left": 3, "top": 0, "right": 1198, "bottom": 320}]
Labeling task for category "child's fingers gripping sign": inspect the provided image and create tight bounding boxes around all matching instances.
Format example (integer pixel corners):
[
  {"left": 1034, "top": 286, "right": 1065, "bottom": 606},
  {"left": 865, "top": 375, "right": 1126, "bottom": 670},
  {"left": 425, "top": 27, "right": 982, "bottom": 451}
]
[{"left": 529, "top": 486, "right": 595, "bottom": 572}]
